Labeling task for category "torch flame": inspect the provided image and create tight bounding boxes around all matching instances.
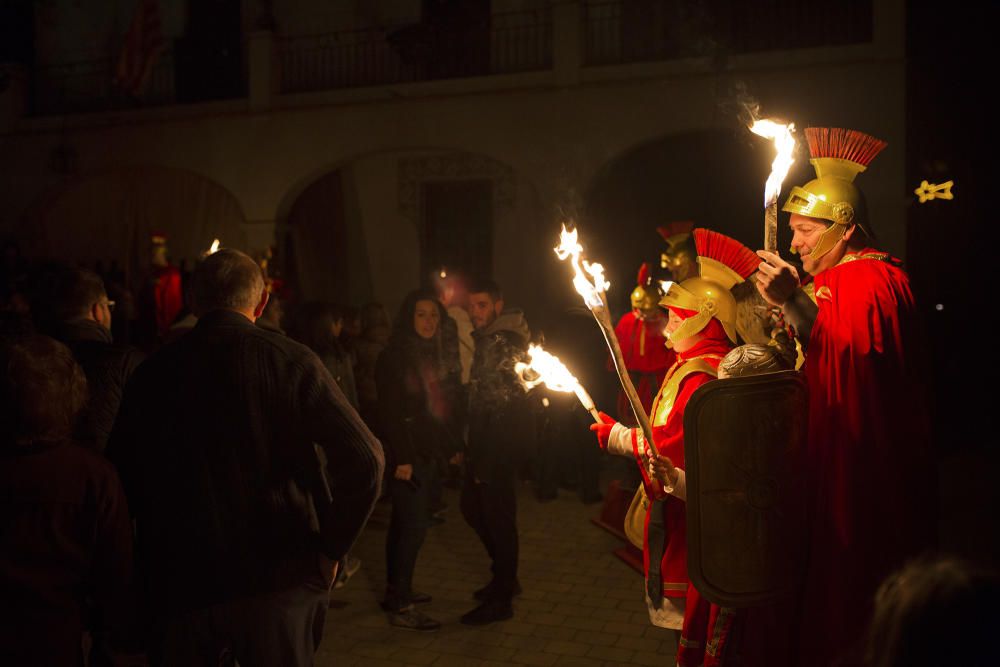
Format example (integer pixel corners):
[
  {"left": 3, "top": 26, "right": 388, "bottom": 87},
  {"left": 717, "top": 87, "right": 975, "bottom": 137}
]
[
  {"left": 554, "top": 225, "right": 609, "bottom": 309},
  {"left": 750, "top": 119, "right": 796, "bottom": 208},
  {"left": 208, "top": 239, "right": 221, "bottom": 255},
  {"left": 515, "top": 344, "right": 580, "bottom": 393},
  {"left": 515, "top": 344, "right": 597, "bottom": 413}
]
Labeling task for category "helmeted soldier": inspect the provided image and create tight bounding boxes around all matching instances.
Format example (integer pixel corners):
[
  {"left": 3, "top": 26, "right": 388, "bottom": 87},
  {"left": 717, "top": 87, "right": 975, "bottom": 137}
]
[
  {"left": 755, "top": 127, "right": 933, "bottom": 665},
  {"left": 657, "top": 221, "right": 698, "bottom": 282},
  {"left": 611, "top": 263, "right": 673, "bottom": 425},
  {"left": 592, "top": 229, "right": 759, "bottom": 666}
]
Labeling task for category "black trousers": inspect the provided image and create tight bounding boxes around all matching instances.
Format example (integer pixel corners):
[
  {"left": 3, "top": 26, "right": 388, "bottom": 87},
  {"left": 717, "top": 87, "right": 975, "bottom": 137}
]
[
  {"left": 460, "top": 467, "right": 519, "bottom": 602},
  {"left": 385, "top": 459, "right": 436, "bottom": 608},
  {"left": 151, "top": 576, "right": 330, "bottom": 667}
]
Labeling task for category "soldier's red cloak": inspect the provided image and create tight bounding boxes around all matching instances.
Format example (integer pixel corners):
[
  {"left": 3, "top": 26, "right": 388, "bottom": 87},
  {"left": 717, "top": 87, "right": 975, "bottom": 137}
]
[{"left": 796, "top": 249, "right": 933, "bottom": 663}]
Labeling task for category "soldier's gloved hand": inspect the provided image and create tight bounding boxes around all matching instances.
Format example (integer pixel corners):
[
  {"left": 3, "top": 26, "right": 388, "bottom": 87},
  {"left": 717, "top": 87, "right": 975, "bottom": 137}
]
[{"left": 589, "top": 411, "right": 617, "bottom": 450}]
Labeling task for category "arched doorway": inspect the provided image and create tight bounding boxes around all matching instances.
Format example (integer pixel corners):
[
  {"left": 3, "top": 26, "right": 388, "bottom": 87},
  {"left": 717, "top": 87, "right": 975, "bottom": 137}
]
[
  {"left": 19, "top": 165, "right": 248, "bottom": 288},
  {"left": 280, "top": 149, "right": 541, "bottom": 319}
]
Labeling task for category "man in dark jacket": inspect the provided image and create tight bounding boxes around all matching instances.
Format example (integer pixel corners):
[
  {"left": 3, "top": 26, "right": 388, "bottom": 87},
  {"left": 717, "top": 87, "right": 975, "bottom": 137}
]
[
  {"left": 459, "top": 279, "right": 532, "bottom": 626},
  {"left": 34, "top": 266, "right": 144, "bottom": 452},
  {"left": 107, "top": 249, "right": 384, "bottom": 666}
]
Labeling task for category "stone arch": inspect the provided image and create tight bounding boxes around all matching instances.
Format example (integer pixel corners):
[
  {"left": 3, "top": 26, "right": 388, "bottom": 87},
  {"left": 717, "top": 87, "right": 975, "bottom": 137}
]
[
  {"left": 18, "top": 165, "right": 248, "bottom": 284},
  {"left": 581, "top": 128, "right": 804, "bottom": 312}
]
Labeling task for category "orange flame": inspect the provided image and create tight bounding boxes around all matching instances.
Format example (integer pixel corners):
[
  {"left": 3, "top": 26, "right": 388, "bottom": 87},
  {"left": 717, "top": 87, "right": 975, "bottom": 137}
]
[
  {"left": 554, "top": 225, "right": 609, "bottom": 310},
  {"left": 207, "top": 238, "right": 221, "bottom": 255},
  {"left": 750, "top": 119, "right": 796, "bottom": 207},
  {"left": 515, "top": 343, "right": 596, "bottom": 412}
]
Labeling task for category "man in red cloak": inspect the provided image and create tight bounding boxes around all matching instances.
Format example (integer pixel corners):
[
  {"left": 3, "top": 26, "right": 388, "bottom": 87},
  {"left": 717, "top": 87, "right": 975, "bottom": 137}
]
[
  {"left": 756, "top": 127, "right": 933, "bottom": 665},
  {"left": 593, "top": 230, "right": 760, "bottom": 666},
  {"left": 138, "top": 233, "right": 183, "bottom": 344},
  {"left": 612, "top": 263, "right": 673, "bottom": 423}
]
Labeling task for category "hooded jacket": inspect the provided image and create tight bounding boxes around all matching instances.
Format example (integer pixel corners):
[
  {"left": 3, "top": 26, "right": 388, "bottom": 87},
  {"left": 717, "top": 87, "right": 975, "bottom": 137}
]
[{"left": 467, "top": 309, "right": 532, "bottom": 482}]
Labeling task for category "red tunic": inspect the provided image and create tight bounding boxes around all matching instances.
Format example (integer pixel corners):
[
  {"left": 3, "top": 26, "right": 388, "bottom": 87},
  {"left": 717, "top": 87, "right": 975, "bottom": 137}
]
[
  {"left": 630, "top": 337, "right": 735, "bottom": 666},
  {"left": 796, "top": 249, "right": 932, "bottom": 664},
  {"left": 613, "top": 311, "right": 674, "bottom": 421}
]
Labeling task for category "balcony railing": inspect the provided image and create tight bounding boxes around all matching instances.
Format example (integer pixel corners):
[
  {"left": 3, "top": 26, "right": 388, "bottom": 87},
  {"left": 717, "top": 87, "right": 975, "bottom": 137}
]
[
  {"left": 33, "top": 51, "right": 176, "bottom": 116},
  {"left": 583, "top": 0, "right": 873, "bottom": 67},
  {"left": 278, "top": 9, "right": 552, "bottom": 94}
]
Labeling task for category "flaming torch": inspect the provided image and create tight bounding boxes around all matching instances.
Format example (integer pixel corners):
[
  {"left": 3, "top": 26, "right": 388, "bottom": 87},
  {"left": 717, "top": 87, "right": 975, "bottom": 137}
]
[
  {"left": 515, "top": 344, "right": 602, "bottom": 423},
  {"left": 554, "top": 226, "right": 656, "bottom": 451},
  {"left": 750, "top": 119, "right": 796, "bottom": 252}
]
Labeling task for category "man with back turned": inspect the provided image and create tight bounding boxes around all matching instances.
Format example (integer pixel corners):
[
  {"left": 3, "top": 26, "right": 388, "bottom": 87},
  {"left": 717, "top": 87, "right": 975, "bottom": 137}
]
[{"left": 108, "top": 248, "right": 384, "bottom": 665}]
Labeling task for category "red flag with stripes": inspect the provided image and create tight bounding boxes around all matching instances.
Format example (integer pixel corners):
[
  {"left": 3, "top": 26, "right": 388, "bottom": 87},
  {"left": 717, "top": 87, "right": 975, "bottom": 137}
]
[{"left": 114, "top": 0, "right": 164, "bottom": 96}]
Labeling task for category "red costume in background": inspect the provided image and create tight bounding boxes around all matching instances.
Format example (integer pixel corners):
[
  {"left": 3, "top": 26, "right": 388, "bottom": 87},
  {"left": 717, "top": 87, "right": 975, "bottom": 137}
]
[
  {"left": 797, "top": 250, "right": 932, "bottom": 663},
  {"left": 613, "top": 310, "right": 673, "bottom": 420},
  {"left": 152, "top": 264, "right": 183, "bottom": 337}
]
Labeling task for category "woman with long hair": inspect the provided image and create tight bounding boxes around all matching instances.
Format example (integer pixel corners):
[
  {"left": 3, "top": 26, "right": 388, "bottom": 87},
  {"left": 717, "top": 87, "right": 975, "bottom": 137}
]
[{"left": 376, "top": 289, "right": 464, "bottom": 631}]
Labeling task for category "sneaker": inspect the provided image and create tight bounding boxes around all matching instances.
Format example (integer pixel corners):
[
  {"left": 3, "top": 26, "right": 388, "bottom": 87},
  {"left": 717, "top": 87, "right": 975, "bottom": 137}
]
[
  {"left": 459, "top": 600, "right": 513, "bottom": 626},
  {"left": 473, "top": 580, "right": 522, "bottom": 601},
  {"left": 380, "top": 591, "right": 433, "bottom": 611},
  {"left": 388, "top": 606, "right": 441, "bottom": 632}
]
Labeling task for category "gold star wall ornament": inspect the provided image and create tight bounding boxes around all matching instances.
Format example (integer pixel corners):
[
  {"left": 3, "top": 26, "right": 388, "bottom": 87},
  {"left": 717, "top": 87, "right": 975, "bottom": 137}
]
[{"left": 915, "top": 180, "right": 954, "bottom": 203}]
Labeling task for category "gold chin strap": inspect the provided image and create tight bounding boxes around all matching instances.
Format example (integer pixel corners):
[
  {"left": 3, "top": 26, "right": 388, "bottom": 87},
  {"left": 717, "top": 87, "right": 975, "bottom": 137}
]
[
  {"left": 803, "top": 222, "right": 846, "bottom": 262},
  {"left": 664, "top": 302, "right": 739, "bottom": 348},
  {"left": 667, "top": 309, "right": 713, "bottom": 346}
]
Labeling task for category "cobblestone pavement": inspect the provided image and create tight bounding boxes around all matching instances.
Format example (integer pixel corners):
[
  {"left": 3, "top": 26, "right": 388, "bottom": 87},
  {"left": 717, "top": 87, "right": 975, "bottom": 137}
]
[{"left": 317, "top": 481, "right": 680, "bottom": 666}]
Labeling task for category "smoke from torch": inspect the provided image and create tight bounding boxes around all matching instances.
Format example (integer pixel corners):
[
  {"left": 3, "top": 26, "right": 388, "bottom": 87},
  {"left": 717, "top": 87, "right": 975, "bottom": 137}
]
[{"left": 750, "top": 119, "right": 796, "bottom": 252}]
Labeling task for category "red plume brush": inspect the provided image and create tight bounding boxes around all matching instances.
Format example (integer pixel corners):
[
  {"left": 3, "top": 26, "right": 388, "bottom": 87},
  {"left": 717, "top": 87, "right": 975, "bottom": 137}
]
[
  {"left": 805, "top": 127, "right": 887, "bottom": 167},
  {"left": 657, "top": 221, "right": 694, "bottom": 242},
  {"left": 693, "top": 229, "right": 758, "bottom": 280},
  {"left": 636, "top": 262, "right": 652, "bottom": 286}
]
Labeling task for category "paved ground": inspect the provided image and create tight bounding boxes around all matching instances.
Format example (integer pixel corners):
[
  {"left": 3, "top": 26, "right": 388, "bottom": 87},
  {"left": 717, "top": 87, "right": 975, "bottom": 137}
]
[{"left": 317, "top": 481, "right": 680, "bottom": 666}]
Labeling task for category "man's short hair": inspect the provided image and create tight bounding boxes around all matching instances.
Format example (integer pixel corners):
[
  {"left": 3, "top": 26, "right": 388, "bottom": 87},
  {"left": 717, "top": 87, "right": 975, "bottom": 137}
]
[
  {"left": 468, "top": 278, "right": 503, "bottom": 303},
  {"left": 0, "top": 335, "right": 87, "bottom": 446},
  {"left": 35, "top": 266, "right": 106, "bottom": 323},
  {"left": 193, "top": 249, "right": 265, "bottom": 315}
]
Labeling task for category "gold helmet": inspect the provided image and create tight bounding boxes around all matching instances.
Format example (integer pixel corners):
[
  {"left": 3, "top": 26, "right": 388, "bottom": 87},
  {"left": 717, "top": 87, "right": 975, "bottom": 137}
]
[
  {"left": 660, "top": 229, "right": 759, "bottom": 346},
  {"left": 657, "top": 221, "right": 698, "bottom": 282},
  {"left": 783, "top": 127, "right": 887, "bottom": 260},
  {"left": 629, "top": 263, "right": 661, "bottom": 318}
]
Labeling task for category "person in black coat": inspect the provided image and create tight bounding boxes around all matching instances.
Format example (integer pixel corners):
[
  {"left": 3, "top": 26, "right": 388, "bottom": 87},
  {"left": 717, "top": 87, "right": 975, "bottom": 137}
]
[
  {"left": 459, "top": 279, "right": 532, "bottom": 626},
  {"left": 32, "top": 266, "right": 144, "bottom": 452},
  {"left": 107, "top": 249, "right": 383, "bottom": 666},
  {"left": 376, "top": 289, "right": 464, "bottom": 631}
]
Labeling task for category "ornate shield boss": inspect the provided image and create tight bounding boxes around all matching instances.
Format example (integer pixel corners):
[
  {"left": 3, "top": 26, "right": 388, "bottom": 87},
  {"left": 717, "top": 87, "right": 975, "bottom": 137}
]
[{"left": 683, "top": 369, "right": 807, "bottom": 607}]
